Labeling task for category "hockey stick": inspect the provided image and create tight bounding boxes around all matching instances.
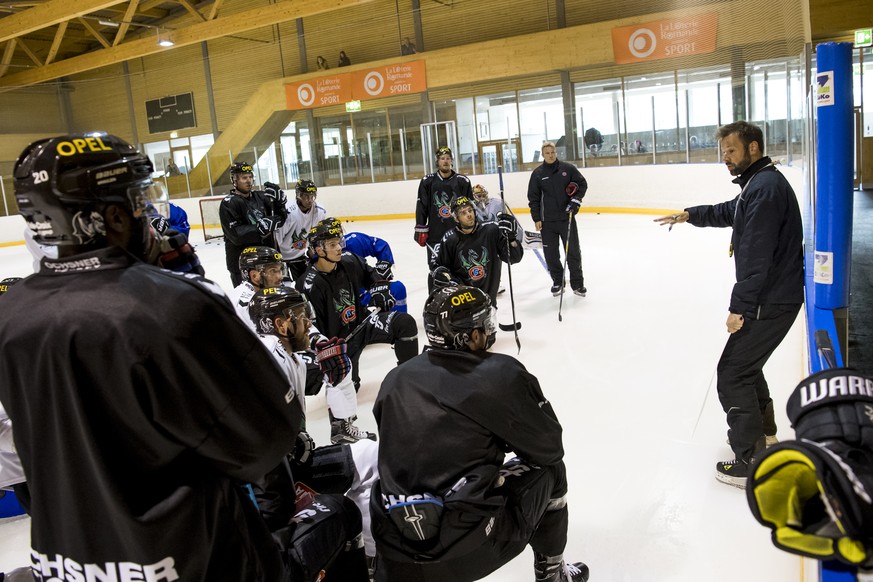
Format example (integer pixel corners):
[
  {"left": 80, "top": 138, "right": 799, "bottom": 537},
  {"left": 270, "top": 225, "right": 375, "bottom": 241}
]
[
  {"left": 532, "top": 248, "right": 549, "bottom": 273},
  {"left": 557, "top": 213, "right": 573, "bottom": 322},
  {"left": 497, "top": 166, "right": 521, "bottom": 352}
]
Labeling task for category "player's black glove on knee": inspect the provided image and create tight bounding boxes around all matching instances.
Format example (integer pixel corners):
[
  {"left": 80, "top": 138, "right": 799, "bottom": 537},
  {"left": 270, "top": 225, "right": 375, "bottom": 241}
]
[
  {"left": 431, "top": 266, "right": 458, "bottom": 288},
  {"left": 315, "top": 337, "right": 351, "bottom": 386},
  {"left": 375, "top": 260, "right": 393, "bottom": 280},
  {"left": 497, "top": 212, "right": 517, "bottom": 241},
  {"left": 746, "top": 368, "right": 873, "bottom": 567},
  {"left": 369, "top": 281, "right": 395, "bottom": 312}
]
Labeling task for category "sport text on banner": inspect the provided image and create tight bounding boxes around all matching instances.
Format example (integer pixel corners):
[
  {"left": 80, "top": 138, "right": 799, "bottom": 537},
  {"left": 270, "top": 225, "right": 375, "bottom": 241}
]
[
  {"left": 351, "top": 61, "right": 427, "bottom": 100},
  {"left": 611, "top": 13, "right": 718, "bottom": 65},
  {"left": 285, "top": 75, "right": 352, "bottom": 110}
]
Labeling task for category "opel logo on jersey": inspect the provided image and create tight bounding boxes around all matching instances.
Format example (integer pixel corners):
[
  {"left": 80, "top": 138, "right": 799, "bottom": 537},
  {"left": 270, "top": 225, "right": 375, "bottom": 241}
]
[{"left": 341, "top": 305, "right": 356, "bottom": 324}]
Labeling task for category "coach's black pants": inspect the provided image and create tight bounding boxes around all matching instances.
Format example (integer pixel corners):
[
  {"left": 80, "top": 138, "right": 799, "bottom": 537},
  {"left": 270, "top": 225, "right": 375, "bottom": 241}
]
[
  {"left": 541, "top": 216, "right": 583, "bottom": 289},
  {"left": 718, "top": 303, "right": 802, "bottom": 462}
]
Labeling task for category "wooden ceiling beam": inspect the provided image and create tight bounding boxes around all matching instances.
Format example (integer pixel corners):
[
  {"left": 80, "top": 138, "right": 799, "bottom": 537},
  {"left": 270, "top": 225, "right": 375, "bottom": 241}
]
[
  {"left": 0, "top": 0, "right": 377, "bottom": 91},
  {"left": 78, "top": 17, "right": 112, "bottom": 49},
  {"left": 44, "top": 21, "right": 68, "bottom": 65},
  {"left": 176, "top": 0, "right": 206, "bottom": 22},
  {"left": 0, "top": 39, "right": 17, "bottom": 78},
  {"left": 16, "top": 37, "right": 43, "bottom": 66},
  {"left": 206, "top": 0, "right": 224, "bottom": 21},
  {"left": 0, "top": 0, "right": 126, "bottom": 44},
  {"left": 112, "top": 0, "right": 141, "bottom": 47}
]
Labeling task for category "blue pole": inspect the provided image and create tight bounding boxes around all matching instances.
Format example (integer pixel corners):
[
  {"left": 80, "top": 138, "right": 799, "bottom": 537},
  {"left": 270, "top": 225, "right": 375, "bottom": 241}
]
[
  {"left": 814, "top": 40, "right": 856, "bottom": 582},
  {"left": 813, "top": 42, "right": 854, "bottom": 310}
]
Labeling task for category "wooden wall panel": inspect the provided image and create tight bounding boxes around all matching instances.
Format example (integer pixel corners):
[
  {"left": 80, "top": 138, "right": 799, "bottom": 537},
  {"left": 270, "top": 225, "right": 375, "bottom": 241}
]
[
  {"left": 301, "top": 0, "right": 403, "bottom": 71},
  {"left": 67, "top": 64, "right": 135, "bottom": 140},
  {"left": 277, "top": 20, "right": 304, "bottom": 78},
  {"left": 419, "top": 0, "right": 552, "bottom": 52},
  {"left": 207, "top": 25, "right": 285, "bottom": 132},
  {"left": 0, "top": 87, "right": 63, "bottom": 133}
]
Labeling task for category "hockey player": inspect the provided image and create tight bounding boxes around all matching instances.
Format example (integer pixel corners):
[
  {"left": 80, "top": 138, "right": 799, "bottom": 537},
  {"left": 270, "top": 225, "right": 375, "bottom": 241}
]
[
  {"left": 371, "top": 285, "right": 589, "bottom": 582},
  {"left": 297, "top": 222, "right": 419, "bottom": 411},
  {"left": 0, "top": 277, "right": 28, "bottom": 515},
  {"left": 471, "top": 183, "right": 503, "bottom": 223},
  {"left": 248, "top": 286, "right": 380, "bottom": 560},
  {"left": 431, "top": 194, "right": 523, "bottom": 308},
  {"left": 226, "top": 245, "right": 288, "bottom": 330},
  {"left": 527, "top": 141, "right": 588, "bottom": 297},
  {"left": 0, "top": 132, "right": 365, "bottom": 581},
  {"left": 322, "top": 219, "right": 408, "bottom": 313},
  {"left": 276, "top": 179, "right": 326, "bottom": 281},
  {"left": 219, "top": 161, "right": 288, "bottom": 286},
  {"left": 414, "top": 146, "right": 473, "bottom": 292}
]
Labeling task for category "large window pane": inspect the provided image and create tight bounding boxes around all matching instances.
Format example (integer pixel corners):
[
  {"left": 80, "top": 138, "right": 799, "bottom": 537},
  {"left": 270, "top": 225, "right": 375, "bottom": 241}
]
[
  {"left": 518, "top": 85, "right": 563, "bottom": 164},
  {"left": 575, "top": 78, "right": 621, "bottom": 167}
]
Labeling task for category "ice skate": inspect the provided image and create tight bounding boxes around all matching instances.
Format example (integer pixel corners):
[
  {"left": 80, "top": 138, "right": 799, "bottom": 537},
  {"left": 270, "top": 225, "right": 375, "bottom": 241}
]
[
  {"left": 331, "top": 416, "right": 377, "bottom": 444},
  {"left": 535, "top": 553, "right": 590, "bottom": 582}
]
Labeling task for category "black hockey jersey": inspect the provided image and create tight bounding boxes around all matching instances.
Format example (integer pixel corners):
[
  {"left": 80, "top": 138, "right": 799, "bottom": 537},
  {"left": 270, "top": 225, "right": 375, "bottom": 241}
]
[
  {"left": 374, "top": 348, "right": 564, "bottom": 499},
  {"left": 432, "top": 222, "right": 523, "bottom": 307},
  {"left": 296, "top": 254, "right": 377, "bottom": 339},
  {"left": 415, "top": 171, "right": 472, "bottom": 244},
  {"left": 0, "top": 247, "right": 302, "bottom": 581},
  {"left": 219, "top": 189, "right": 287, "bottom": 274}
]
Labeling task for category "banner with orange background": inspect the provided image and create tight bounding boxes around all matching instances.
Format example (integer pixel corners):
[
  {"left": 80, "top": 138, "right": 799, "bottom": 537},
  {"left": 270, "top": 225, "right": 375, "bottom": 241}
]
[
  {"left": 285, "top": 61, "right": 426, "bottom": 111},
  {"left": 612, "top": 13, "right": 718, "bottom": 65}
]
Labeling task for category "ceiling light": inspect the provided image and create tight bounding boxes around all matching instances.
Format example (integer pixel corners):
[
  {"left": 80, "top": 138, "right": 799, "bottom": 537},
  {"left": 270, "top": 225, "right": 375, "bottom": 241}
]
[
  {"left": 98, "top": 19, "right": 119, "bottom": 27},
  {"left": 157, "top": 29, "right": 174, "bottom": 47}
]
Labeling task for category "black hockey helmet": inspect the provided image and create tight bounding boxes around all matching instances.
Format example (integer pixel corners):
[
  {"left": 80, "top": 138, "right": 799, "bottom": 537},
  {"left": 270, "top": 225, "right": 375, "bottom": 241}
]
[
  {"left": 0, "top": 277, "right": 22, "bottom": 296},
  {"left": 13, "top": 133, "right": 159, "bottom": 247},
  {"left": 230, "top": 161, "right": 253, "bottom": 179},
  {"left": 450, "top": 194, "right": 474, "bottom": 216},
  {"left": 248, "top": 286, "right": 314, "bottom": 336},
  {"left": 307, "top": 221, "right": 344, "bottom": 252},
  {"left": 423, "top": 285, "right": 495, "bottom": 350},
  {"left": 295, "top": 179, "right": 318, "bottom": 197},
  {"left": 436, "top": 146, "right": 453, "bottom": 160},
  {"left": 239, "top": 245, "right": 286, "bottom": 284}
]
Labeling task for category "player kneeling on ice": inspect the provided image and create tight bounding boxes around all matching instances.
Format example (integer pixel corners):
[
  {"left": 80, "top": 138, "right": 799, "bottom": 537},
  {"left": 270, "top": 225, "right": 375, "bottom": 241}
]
[
  {"left": 247, "top": 286, "right": 380, "bottom": 570},
  {"left": 0, "top": 132, "right": 346, "bottom": 581},
  {"left": 370, "top": 285, "right": 589, "bottom": 582},
  {"left": 297, "top": 221, "right": 419, "bottom": 438}
]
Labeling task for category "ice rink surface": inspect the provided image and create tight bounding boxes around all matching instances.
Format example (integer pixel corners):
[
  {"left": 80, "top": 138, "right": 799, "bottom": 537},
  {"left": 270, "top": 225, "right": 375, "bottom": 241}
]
[{"left": 0, "top": 212, "right": 810, "bottom": 581}]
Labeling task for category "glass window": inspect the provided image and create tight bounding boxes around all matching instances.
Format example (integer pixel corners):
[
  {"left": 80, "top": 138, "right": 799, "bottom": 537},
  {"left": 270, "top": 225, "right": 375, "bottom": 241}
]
[
  {"left": 518, "top": 85, "right": 563, "bottom": 164},
  {"left": 679, "top": 66, "right": 731, "bottom": 162},
  {"left": 575, "top": 78, "right": 621, "bottom": 166},
  {"left": 623, "top": 72, "right": 678, "bottom": 163}
]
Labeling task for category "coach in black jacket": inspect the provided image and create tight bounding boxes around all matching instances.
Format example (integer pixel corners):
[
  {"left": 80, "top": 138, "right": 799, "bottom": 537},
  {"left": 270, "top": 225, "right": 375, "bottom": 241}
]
[
  {"left": 527, "top": 141, "right": 587, "bottom": 296},
  {"left": 656, "top": 121, "right": 803, "bottom": 489}
]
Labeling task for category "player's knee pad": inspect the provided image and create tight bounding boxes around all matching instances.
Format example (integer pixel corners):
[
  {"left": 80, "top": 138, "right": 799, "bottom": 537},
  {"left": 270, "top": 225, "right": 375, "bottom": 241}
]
[
  {"left": 747, "top": 439, "right": 873, "bottom": 567},
  {"left": 787, "top": 368, "right": 873, "bottom": 448}
]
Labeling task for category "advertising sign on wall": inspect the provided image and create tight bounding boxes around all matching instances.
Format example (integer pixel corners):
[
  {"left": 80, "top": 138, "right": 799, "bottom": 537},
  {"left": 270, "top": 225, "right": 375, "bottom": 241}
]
[{"left": 611, "top": 14, "right": 718, "bottom": 65}]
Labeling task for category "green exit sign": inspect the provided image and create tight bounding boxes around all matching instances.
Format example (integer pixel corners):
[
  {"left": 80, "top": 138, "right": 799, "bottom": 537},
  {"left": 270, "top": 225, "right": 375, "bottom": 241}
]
[
  {"left": 345, "top": 100, "right": 362, "bottom": 112},
  {"left": 856, "top": 28, "right": 873, "bottom": 48}
]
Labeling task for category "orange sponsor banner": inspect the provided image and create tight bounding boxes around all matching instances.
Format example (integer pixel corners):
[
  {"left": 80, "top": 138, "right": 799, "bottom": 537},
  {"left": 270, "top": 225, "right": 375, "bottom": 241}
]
[
  {"left": 612, "top": 13, "right": 718, "bottom": 65},
  {"left": 351, "top": 61, "right": 427, "bottom": 100},
  {"left": 285, "top": 75, "right": 352, "bottom": 110}
]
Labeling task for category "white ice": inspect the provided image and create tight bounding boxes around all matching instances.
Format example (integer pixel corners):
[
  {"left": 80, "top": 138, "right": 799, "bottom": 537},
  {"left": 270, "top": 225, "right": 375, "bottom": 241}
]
[{"left": 0, "top": 213, "right": 810, "bottom": 581}]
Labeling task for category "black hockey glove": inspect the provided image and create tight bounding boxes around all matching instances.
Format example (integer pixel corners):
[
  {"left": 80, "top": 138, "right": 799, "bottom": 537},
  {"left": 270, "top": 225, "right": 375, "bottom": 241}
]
[
  {"left": 431, "top": 266, "right": 458, "bottom": 288},
  {"left": 291, "top": 430, "right": 315, "bottom": 467},
  {"left": 150, "top": 215, "right": 169, "bottom": 235},
  {"left": 263, "top": 181, "right": 287, "bottom": 209},
  {"left": 375, "top": 260, "right": 394, "bottom": 281},
  {"left": 497, "top": 212, "right": 517, "bottom": 241},
  {"left": 746, "top": 368, "right": 873, "bottom": 567},
  {"left": 565, "top": 196, "right": 582, "bottom": 215},
  {"left": 315, "top": 337, "right": 351, "bottom": 386},
  {"left": 146, "top": 229, "right": 205, "bottom": 275},
  {"left": 257, "top": 216, "right": 280, "bottom": 236},
  {"left": 369, "top": 281, "right": 395, "bottom": 312}
]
